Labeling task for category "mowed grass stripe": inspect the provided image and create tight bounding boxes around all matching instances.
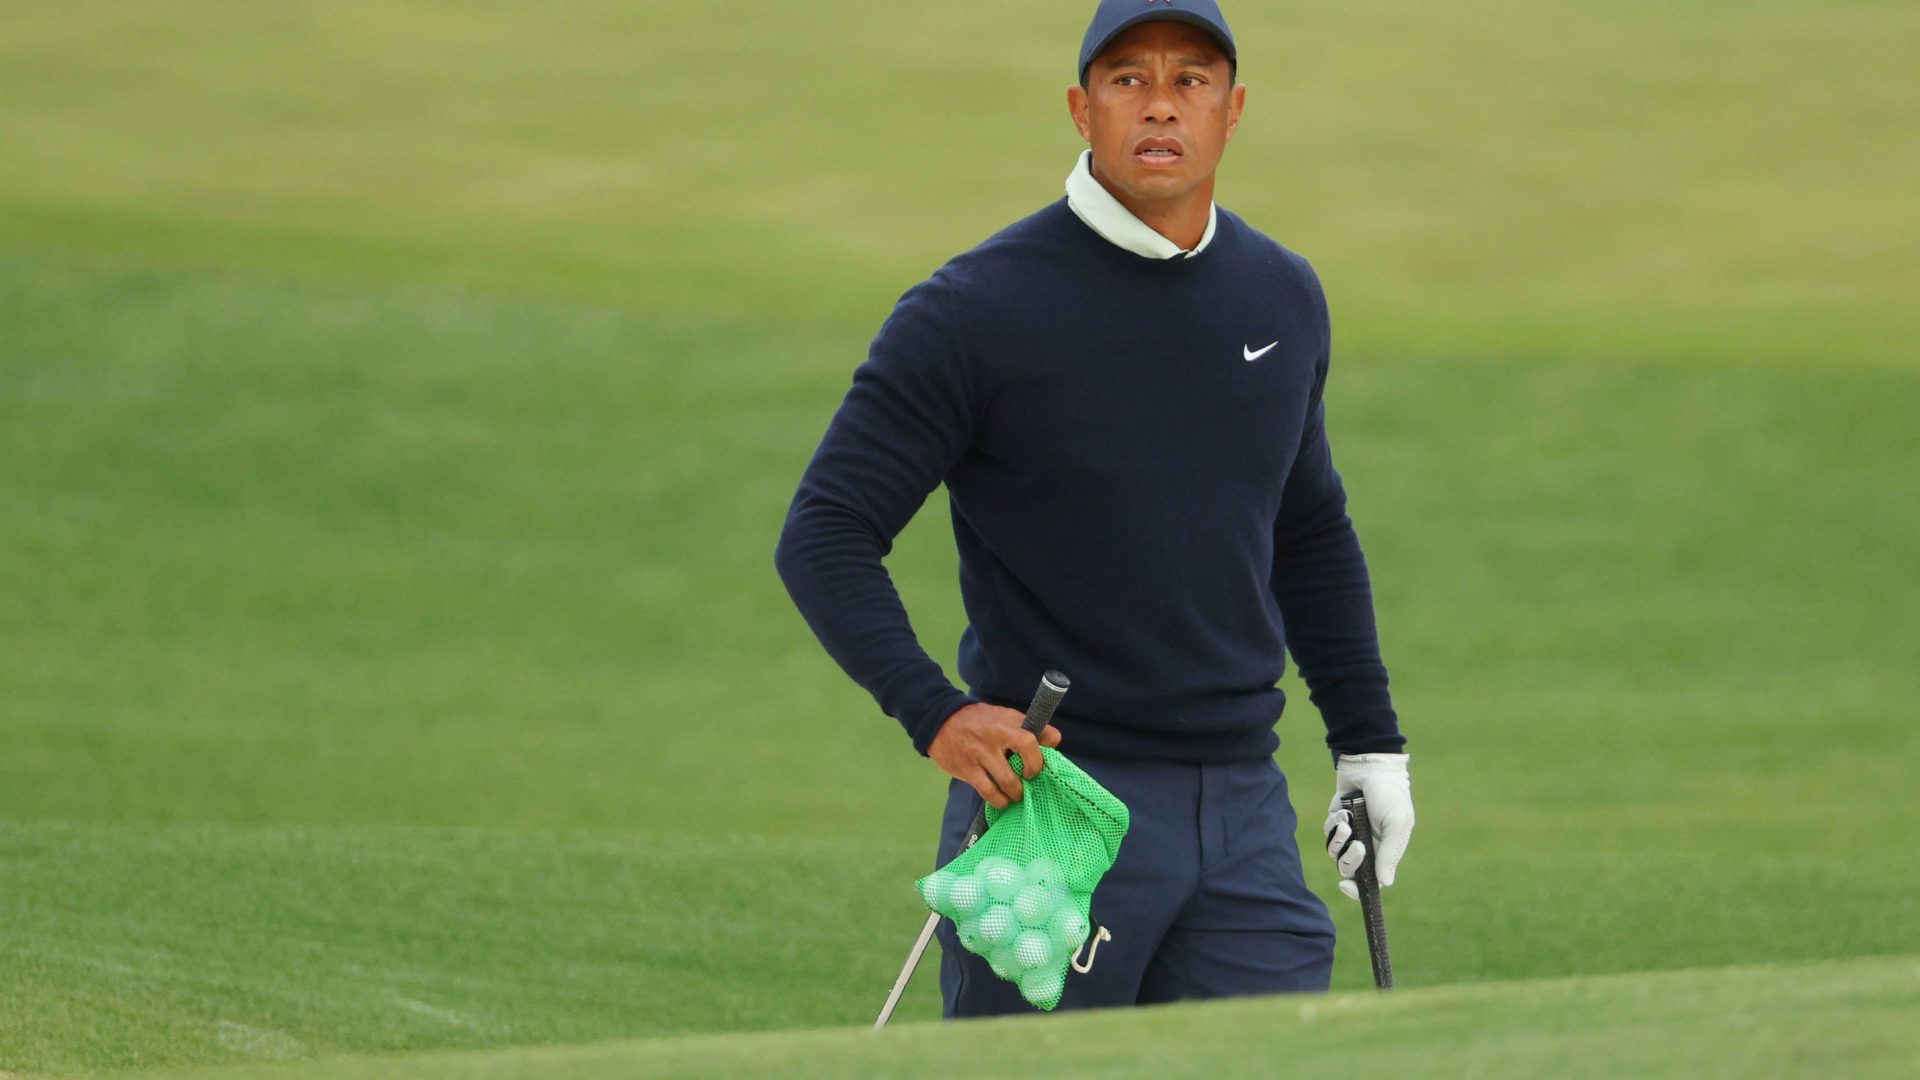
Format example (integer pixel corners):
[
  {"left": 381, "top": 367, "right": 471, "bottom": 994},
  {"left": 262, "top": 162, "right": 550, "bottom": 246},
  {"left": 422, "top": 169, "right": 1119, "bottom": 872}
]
[
  {"left": 104, "top": 957, "right": 1920, "bottom": 1080},
  {"left": 0, "top": 822, "right": 945, "bottom": 1072}
]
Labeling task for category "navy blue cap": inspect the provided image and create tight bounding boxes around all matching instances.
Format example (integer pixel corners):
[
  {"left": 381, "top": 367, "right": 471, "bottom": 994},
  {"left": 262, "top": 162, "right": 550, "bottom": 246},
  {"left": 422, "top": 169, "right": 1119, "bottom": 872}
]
[{"left": 1078, "top": 0, "right": 1237, "bottom": 84}]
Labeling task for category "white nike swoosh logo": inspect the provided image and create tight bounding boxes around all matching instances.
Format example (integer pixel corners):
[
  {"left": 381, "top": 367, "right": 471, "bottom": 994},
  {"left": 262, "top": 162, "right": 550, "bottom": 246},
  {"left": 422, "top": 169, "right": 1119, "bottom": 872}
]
[{"left": 1244, "top": 341, "right": 1279, "bottom": 362}]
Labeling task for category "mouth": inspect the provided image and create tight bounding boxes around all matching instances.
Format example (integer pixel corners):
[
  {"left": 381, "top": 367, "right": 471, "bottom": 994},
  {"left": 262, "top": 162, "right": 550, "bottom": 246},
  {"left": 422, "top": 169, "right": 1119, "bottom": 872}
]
[{"left": 1133, "top": 137, "right": 1185, "bottom": 168}]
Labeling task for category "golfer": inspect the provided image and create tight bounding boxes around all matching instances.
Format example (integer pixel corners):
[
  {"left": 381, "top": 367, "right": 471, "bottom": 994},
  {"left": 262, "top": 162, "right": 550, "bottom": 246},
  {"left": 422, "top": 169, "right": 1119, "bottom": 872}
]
[{"left": 776, "top": 0, "right": 1414, "bottom": 1015}]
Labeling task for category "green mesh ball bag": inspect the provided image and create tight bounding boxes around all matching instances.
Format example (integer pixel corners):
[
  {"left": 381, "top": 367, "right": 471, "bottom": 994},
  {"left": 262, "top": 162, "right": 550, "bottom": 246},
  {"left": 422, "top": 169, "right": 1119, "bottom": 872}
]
[{"left": 915, "top": 747, "right": 1130, "bottom": 1010}]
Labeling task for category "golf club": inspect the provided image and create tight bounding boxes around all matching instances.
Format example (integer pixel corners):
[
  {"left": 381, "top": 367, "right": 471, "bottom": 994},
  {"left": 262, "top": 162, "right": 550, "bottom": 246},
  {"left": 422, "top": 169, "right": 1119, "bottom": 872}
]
[{"left": 1339, "top": 790, "right": 1394, "bottom": 990}]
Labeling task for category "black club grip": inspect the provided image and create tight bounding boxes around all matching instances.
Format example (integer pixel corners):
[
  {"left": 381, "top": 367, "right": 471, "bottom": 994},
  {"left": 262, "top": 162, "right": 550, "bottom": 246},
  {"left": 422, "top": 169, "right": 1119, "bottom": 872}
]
[
  {"left": 1021, "top": 670, "right": 1070, "bottom": 735},
  {"left": 1340, "top": 791, "right": 1395, "bottom": 990}
]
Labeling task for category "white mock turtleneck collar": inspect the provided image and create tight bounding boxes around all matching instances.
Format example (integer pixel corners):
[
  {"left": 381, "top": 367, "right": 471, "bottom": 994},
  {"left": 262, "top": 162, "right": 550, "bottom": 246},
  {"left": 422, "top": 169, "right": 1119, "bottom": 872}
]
[{"left": 1064, "top": 149, "right": 1218, "bottom": 259}]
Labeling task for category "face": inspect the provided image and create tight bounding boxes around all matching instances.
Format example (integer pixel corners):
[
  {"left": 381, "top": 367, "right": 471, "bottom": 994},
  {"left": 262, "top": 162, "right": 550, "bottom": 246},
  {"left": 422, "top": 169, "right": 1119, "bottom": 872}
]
[{"left": 1068, "top": 21, "right": 1245, "bottom": 206}]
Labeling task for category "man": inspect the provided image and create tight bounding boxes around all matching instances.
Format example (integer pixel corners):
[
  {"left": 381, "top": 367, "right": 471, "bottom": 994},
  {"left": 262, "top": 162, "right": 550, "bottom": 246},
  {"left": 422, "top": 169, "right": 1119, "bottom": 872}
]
[{"left": 775, "top": 0, "right": 1414, "bottom": 1015}]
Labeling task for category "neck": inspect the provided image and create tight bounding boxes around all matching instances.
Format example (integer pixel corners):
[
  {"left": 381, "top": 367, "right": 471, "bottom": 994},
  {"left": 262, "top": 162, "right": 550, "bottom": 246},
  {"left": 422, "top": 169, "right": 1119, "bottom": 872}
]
[{"left": 1090, "top": 162, "right": 1215, "bottom": 251}]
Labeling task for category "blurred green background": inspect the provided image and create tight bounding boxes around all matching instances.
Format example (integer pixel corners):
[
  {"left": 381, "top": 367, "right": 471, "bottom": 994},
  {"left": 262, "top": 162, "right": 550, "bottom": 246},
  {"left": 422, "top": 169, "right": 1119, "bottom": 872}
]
[{"left": 2, "top": 0, "right": 1916, "bottom": 1074}]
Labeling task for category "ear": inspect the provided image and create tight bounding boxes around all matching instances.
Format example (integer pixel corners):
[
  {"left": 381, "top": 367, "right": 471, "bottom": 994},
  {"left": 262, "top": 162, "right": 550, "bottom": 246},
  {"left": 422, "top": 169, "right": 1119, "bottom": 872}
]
[
  {"left": 1067, "top": 84, "right": 1092, "bottom": 142},
  {"left": 1224, "top": 82, "right": 1247, "bottom": 142}
]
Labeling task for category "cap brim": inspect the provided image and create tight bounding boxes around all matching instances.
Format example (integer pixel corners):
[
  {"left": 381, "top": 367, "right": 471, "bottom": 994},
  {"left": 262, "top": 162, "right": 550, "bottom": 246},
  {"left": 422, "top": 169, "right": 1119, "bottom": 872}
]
[{"left": 1080, "top": 12, "right": 1236, "bottom": 81}]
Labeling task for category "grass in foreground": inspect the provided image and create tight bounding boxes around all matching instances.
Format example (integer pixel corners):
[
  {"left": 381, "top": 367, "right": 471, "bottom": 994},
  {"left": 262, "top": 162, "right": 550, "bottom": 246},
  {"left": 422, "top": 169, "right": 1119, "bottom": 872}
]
[{"left": 103, "top": 956, "right": 1920, "bottom": 1080}]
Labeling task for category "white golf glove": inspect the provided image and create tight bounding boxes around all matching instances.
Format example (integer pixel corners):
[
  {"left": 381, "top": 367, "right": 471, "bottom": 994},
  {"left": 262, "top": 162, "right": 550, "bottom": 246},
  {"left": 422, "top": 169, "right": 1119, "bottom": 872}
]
[{"left": 1323, "top": 753, "right": 1413, "bottom": 901}]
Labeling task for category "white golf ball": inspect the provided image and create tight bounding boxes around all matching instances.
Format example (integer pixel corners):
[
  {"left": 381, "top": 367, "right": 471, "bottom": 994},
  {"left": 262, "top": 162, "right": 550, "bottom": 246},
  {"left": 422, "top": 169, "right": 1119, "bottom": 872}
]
[
  {"left": 979, "top": 857, "right": 1025, "bottom": 902},
  {"left": 1048, "top": 905, "right": 1089, "bottom": 952},
  {"left": 956, "top": 916, "right": 984, "bottom": 954},
  {"left": 1025, "top": 856, "right": 1065, "bottom": 888},
  {"left": 989, "top": 944, "right": 1024, "bottom": 982},
  {"left": 947, "top": 874, "right": 986, "bottom": 917},
  {"left": 976, "top": 855, "right": 1017, "bottom": 877},
  {"left": 1012, "top": 883, "right": 1057, "bottom": 927},
  {"left": 1020, "top": 965, "right": 1065, "bottom": 1005},
  {"left": 1013, "top": 929, "right": 1054, "bottom": 969},
  {"left": 979, "top": 903, "right": 1019, "bottom": 946},
  {"left": 920, "top": 869, "right": 956, "bottom": 910}
]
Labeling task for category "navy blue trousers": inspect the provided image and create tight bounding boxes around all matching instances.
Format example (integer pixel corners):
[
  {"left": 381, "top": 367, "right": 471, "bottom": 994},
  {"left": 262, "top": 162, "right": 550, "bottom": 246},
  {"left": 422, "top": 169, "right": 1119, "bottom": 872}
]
[{"left": 935, "top": 753, "right": 1335, "bottom": 1016}]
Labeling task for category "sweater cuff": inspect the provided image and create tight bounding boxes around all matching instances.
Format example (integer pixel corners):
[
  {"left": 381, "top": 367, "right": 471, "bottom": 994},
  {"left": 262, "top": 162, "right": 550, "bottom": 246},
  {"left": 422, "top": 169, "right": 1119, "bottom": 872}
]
[
  {"left": 1313, "top": 681, "right": 1405, "bottom": 760},
  {"left": 1326, "top": 733, "right": 1409, "bottom": 763},
  {"left": 904, "top": 686, "right": 981, "bottom": 757}
]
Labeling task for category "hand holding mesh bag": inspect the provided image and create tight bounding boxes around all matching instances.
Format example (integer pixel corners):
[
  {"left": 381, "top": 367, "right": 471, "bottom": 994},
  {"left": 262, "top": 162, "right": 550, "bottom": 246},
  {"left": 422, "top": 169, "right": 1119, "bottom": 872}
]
[{"left": 916, "top": 747, "right": 1130, "bottom": 1009}]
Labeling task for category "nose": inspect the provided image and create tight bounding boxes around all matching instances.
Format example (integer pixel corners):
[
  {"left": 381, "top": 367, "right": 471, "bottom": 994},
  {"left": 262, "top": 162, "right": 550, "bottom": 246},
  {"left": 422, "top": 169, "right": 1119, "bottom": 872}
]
[{"left": 1143, "top": 81, "right": 1178, "bottom": 125}]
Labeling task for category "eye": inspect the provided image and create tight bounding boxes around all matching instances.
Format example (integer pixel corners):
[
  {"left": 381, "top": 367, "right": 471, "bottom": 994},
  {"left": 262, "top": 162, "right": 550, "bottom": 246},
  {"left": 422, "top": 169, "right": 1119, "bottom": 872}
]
[{"left": 1114, "top": 75, "right": 1143, "bottom": 86}]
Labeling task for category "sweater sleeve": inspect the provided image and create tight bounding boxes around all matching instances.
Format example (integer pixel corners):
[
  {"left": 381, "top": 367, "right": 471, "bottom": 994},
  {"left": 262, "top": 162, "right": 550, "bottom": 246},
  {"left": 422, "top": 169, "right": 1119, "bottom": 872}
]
[
  {"left": 1270, "top": 265, "right": 1406, "bottom": 758},
  {"left": 774, "top": 278, "right": 982, "bottom": 754}
]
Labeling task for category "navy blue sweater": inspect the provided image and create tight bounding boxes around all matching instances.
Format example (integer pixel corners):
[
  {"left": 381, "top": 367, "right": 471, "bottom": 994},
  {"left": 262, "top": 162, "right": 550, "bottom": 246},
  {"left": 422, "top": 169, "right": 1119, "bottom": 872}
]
[{"left": 775, "top": 200, "right": 1403, "bottom": 763}]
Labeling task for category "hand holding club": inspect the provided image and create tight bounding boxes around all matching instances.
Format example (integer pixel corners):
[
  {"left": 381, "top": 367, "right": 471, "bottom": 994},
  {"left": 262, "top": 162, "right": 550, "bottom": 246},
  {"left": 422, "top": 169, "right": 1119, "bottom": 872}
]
[
  {"left": 929, "top": 702, "right": 1063, "bottom": 809},
  {"left": 1323, "top": 752, "right": 1414, "bottom": 901}
]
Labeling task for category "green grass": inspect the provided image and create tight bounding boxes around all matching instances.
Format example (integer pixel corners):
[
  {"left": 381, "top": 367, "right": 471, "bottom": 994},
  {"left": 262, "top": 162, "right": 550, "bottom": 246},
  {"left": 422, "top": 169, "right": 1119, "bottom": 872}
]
[
  {"left": 1, "top": 0, "right": 1914, "bottom": 358},
  {"left": 4, "top": 818, "right": 1916, "bottom": 1073},
  {"left": 0, "top": 822, "right": 924, "bottom": 1069},
  {"left": 3, "top": 256, "right": 1915, "bottom": 1073},
  {"left": 1, "top": 0, "right": 1917, "bottom": 1073},
  {"left": 97, "top": 957, "right": 1920, "bottom": 1080}
]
